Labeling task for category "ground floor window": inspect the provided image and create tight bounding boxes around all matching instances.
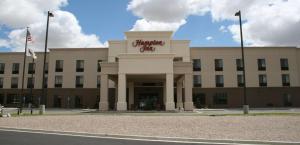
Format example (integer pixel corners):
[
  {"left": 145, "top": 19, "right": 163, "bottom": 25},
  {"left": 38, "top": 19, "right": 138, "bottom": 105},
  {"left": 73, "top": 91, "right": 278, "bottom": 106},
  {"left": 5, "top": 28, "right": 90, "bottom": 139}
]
[
  {"left": 193, "top": 93, "right": 206, "bottom": 108},
  {"left": 53, "top": 95, "right": 62, "bottom": 108},
  {"left": 283, "top": 93, "right": 292, "bottom": 107},
  {"left": 0, "top": 94, "right": 4, "bottom": 104},
  {"left": 213, "top": 93, "right": 228, "bottom": 105}
]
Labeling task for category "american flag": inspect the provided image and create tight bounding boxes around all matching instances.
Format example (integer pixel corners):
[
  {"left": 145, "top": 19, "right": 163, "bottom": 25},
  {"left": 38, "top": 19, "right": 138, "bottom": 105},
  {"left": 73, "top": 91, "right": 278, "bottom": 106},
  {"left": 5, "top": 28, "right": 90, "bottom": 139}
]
[{"left": 27, "top": 30, "right": 32, "bottom": 42}]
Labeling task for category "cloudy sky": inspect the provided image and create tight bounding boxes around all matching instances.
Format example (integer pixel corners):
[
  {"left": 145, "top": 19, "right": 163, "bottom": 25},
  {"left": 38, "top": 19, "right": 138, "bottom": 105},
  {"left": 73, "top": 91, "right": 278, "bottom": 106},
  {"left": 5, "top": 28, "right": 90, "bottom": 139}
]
[{"left": 0, "top": 0, "right": 299, "bottom": 52}]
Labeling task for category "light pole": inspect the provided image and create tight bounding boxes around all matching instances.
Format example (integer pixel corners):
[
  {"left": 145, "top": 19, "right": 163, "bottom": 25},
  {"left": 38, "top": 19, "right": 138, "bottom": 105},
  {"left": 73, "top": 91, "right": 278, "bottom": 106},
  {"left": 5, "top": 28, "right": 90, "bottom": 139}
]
[
  {"left": 40, "top": 11, "right": 54, "bottom": 115},
  {"left": 235, "top": 10, "right": 249, "bottom": 114}
]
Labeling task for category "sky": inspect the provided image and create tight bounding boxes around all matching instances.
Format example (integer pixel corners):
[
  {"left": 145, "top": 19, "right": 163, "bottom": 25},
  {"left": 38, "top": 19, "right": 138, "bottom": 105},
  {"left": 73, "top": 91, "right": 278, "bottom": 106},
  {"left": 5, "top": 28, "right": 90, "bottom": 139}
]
[{"left": 0, "top": 0, "right": 300, "bottom": 52}]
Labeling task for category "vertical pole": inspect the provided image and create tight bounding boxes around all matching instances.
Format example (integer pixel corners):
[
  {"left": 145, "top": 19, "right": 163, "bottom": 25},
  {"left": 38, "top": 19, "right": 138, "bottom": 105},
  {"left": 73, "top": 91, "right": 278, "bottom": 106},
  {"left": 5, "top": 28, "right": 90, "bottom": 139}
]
[
  {"left": 30, "top": 58, "right": 34, "bottom": 114},
  {"left": 41, "top": 11, "right": 50, "bottom": 109},
  {"left": 238, "top": 11, "right": 249, "bottom": 114},
  {"left": 21, "top": 27, "right": 29, "bottom": 113}
]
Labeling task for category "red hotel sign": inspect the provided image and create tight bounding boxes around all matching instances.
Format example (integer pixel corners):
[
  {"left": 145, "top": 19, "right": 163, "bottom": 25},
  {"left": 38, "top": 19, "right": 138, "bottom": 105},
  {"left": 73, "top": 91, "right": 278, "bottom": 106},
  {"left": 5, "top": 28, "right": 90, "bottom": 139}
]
[{"left": 132, "top": 40, "right": 165, "bottom": 52}]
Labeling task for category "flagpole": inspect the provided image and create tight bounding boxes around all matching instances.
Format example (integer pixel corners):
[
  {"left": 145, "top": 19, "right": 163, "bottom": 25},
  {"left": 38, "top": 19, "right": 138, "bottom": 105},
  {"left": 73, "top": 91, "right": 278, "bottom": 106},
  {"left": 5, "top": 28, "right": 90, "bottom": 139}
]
[
  {"left": 30, "top": 57, "right": 34, "bottom": 115},
  {"left": 21, "top": 27, "right": 29, "bottom": 113}
]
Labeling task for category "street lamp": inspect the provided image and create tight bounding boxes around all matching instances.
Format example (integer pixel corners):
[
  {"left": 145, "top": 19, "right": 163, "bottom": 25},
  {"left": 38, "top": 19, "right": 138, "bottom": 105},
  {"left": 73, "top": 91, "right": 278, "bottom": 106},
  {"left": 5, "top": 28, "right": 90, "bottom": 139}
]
[
  {"left": 40, "top": 11, "right": 54, "bottom": 114},
  {"left": 235, "top": 10, "right": 249, "bottom": 114}
]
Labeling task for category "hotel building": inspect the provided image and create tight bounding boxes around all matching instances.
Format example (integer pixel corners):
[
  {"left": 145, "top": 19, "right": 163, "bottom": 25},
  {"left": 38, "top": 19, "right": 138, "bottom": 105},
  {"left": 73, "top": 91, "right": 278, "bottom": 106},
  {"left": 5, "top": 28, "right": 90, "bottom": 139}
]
[{"left": 0, "top": 31, "right": 299, "bottom": 111}]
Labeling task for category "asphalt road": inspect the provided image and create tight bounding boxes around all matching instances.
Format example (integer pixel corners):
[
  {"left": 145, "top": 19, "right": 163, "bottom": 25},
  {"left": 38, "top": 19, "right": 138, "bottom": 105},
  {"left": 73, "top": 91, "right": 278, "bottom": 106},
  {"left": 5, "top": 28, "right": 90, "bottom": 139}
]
[{"left": 0, "top": 128, "right": 299, "bottom": 145}]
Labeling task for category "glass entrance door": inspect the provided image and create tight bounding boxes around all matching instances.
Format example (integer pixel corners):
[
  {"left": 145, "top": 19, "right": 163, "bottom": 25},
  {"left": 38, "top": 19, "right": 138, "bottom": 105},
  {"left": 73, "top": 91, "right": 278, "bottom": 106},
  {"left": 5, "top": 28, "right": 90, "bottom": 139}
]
[{"left": 138, "top": 93, "right": 159, "bottom": 110}]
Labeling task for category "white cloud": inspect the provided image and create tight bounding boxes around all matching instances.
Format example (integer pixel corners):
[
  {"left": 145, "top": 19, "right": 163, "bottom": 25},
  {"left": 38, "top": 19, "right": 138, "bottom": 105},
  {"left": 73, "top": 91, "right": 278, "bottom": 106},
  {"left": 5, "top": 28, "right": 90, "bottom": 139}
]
[
  {"left": 219, "top": 25, "right": 228, "bottom": 33},
  {"left": 206, "top": 36, "right": 213, "bottom": 41},
  {"left": 128, "top": 0, "right": 210, "bottom": 31},
  {"left": 0, "top": 0, "right": 105, "bottom": 52}
]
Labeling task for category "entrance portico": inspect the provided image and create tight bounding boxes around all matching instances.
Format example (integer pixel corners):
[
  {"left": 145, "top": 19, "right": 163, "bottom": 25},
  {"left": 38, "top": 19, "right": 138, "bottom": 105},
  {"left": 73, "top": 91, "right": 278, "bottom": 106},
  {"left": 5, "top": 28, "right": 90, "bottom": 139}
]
[{"left": 98, "top": 31, "right": 193, "bottom": 111}]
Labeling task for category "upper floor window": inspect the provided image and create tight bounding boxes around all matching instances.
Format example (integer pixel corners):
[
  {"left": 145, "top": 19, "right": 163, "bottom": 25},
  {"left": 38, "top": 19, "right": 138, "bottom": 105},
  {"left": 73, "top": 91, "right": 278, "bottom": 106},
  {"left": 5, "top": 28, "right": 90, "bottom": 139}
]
[
  {"left": 12, "top": 63, "right": 20, "bottom": 74},
  {"left": 173, "top": 57, "right": 183, "bottom": 62},
  {"left": 236, "top": 59, "right": 244, "bottom": 71},
  {"left": 280, "top": 58, "right": 289, "bottom": 71},
  {"left": 55, "top": 75, "right": 63, "bottom": 88},
  {"left": 257, "top": 59, "right": 266, "bottom": 71},
  {"left": 28, "top": 63, "right": 35, "bottom": 74},
  {"left": 76, "top": 60, "right": 84, "bottom": 72},
  {"left": 11, "top": 77, "right": 18, "bottom": 88},
  {"left": 0, "top": 63, "right": 5, "bottom": 74},
  {"left": 282, "top": 74, "right": 290, "bottom": 87},
  {"left": 215, "top": 59, "right": 223, "bottom": 71},
  {"left": 216, "top": 75, "right": 224, "bottom": 87},
  {"left": 97, "top": 75, "right": 101, "bottom": 88},
  {"left": 193, "top": 59, "right": 201, "bottom": 71},
  {"left": 237, "top": 74, "right": 245, "bottom": 87},
  {"left": 76, "top": 75, "right": 84, "bottom": 88},
  {"left": 27, "top": 77, "right": 34, "bottom": 88},
  {"left": 259, "top": 74, "right": 267, "bottom": 87},
  {"left": 0, "top": 77, "right": 3, "bottom": 88},
  {"left": 193, "top": 75, "right": 202, "bottom": 87},
  {"left": 55, "top": 60, "right": 63, "bottom": 72},
  {"left": 97, "top": 60, "right": 102, "bottom": 72}
]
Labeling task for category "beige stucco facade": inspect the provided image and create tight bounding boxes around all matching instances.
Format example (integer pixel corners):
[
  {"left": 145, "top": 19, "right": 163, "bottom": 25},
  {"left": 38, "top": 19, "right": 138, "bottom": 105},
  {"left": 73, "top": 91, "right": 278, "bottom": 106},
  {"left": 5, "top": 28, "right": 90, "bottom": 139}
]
[{"left": 0, "top": 31, "right": 300, "bottom": 110}]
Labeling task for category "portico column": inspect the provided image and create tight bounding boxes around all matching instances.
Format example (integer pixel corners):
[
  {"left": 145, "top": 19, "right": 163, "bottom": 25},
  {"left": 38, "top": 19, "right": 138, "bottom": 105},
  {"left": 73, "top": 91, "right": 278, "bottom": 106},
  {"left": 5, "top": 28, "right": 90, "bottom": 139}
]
[
  {"left": 128, "top": 82, "right": 134, "bottom": 110},
  {"left": 99, "top": 74, "right": 108, "bottom": 111},
  {"left": 176, "top": 79, "right": 183, "bottom": 109},
  {"left": 165, "top": 73, "right": 175, "bottom": 111},
  {"left": 184, "top": 73, "right": 193, "bottom": 111},
  {"left": 117, "top": 73, "right": 127, "bottom": 111}
]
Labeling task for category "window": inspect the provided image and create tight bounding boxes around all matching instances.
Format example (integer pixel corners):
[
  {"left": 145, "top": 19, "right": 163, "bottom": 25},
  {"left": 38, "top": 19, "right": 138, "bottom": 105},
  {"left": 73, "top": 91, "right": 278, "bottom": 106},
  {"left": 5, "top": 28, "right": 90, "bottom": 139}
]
[
  {"left": 11, "top": 77, "right": 18, "bottom": 88},
  {"left": 280, "top": 58, "right": 289, "bottom": 71},
  {"left": 282, "top": 74, "right": 290, "bottom": 87},
  {"left": 12, "top": 63, "right": 20, "bottom": 74},
  {"left": 28, "top": 63, "right": 35, "bottom": 74},
  {"left": 237, "top": 74, "right": 245, "bottom": 87},
  {"left": 45, "top": 63, "right": 48, "bottom": 74},
  {"left": 0, "top": 77, "right": 3, "bottom": 88},
  {"left": 55, "top": 75, "right": 63, "bottom": 88},
  {"left": 76, "top": 60, "right": 84, "bottom": 72},
  {"left": 97, "top": 60, "right": 102, "bottom": 72},
  {"left": 215, "top": 59, "right": 223, "bottom": 71},
  {"left": 216, "top": 75, "right": 224, "bottom": 87},
  {"left": 236, "top": 59, "right": 244, "bottom": 71},
  {"left": 0, "top": 63, "right": 5, "bottom": 74},
  {"left": 27, "top": 77, "right": 34, "bottom": 88},
  {"left": 193, "top": 75, "right": 201, "bottom": 87},
  {"left": 193, "top": 59, "right": 201, "bottom": 71},
  {"left": 173, "top": 57, "right": 183, "bottom": 62},
  {"left": 76, "top": 76, "right": 84, "bottom": 88},
  {"left": 55, "top": 60, "right": 63, "bottom": 72},
  {"left": 213, "top": 93, "right": 228, "bottom": 105},
  {"left": 44, "top": 77, "right": 48, "bottom": 88},
  {"left": 97, "top": 75, "right": 101, "bottom": 88},
  {"left": 259, "top": 74, "right": 267, "bottom": 87},
  {"left": 257, "top": 59, "right": 266, "bottom": 71}
]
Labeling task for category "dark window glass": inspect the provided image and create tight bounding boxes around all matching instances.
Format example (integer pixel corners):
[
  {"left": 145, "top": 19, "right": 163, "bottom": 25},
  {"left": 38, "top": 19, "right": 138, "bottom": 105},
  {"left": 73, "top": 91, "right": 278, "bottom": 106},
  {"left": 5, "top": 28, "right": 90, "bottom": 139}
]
[
  {"left": 280, "top": 58, "right": 289, "bottom": 71},
  {"left": 97, "top": 60, "right": 102, "bottom": 72},
  {"left": 76, "top": 60, "right": 84, "bottom": 72},
  {"left": 282, "top": 74, "right": 290, "bottom": 87},
  {"left": 237, "top": 74, "right": 245, "bottom": 87},
  {"left": 0, "top": 77, "right": 3, "bottom": 88},
  {"left": 11, "top": 77, "right": 18, "bottom": 88},
  {"left": 259, "top": 74, "right": 267, "bottom": 87},
  {"left": 216, "top": 75, "right": 224, "bottom": 87},
  {"left": 55, "top": 60, "right": 63, "bottom": 72},
  {"left": 213, "top": 93, "right": 228, "bottom": 105},
  {"left": 236, "top": 59, "right": 244, "bottom": 71},
  {"left": 28, "top": 63, "right": 35, "bottom": 74},
  {"left": 27, "top": 77, "right": 34, "bottom": 88},
  {"left": 44, "top": 77, "right": 48, "bottom": 88},
  {"left": 0, "top": 63, "right": 5, "bottom": 74},
  {"left": 76, "top": 76, "right": 84, "bottom": 88},
  {"left": 193, "top": 75, "right": 201, "bottom": 87},
  {"left": 258, "top": 59, "right": 266, "bottom": 71},
  {"left": 12, "top": 63, "right": 20, "bottom": 74},
  {"left": 97, "top": 75, "right": 101, "bottom": 88},
  {"left": 193, "top": 59, "right": 201, "bottom": 71},
  {"left": 215, "top": 59, "right": 223, "bottom": 71},
  {"left": 55, "top": 75, "right": 63, "bottom": 88},
  {"left": 193, "top": 93, "right": 206, "bottom": 108}
]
